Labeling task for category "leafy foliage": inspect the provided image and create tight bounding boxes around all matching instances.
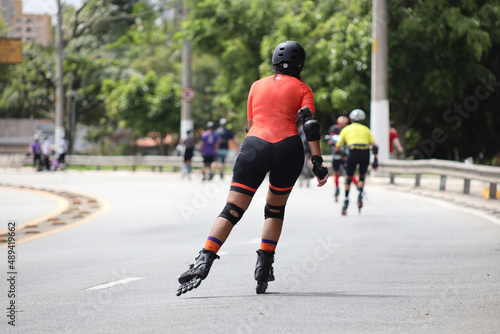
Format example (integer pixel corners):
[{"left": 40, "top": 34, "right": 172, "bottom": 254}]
[
  {"left": 100, "top": 71, "right": 180, "bottom": 154},
  {"left": 0, "top": 0, "right": 499, "bottom": 163},
  {"left": 388, "top": 0, "right": 500, "bottom": 161}
]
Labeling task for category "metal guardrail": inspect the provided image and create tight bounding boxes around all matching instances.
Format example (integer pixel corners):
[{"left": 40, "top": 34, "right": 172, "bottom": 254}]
[
  {"left": 10, "top": 154, "right": 231, "bottom": 171},
  {"left": 379, "top": 159, "right": 500, "bottom": 199},
  {"left": 2, "top": 153, "right": 499, "bottom": 199},
  {"left": 66, "top": 155, "right": 219, "bottom": 171}
]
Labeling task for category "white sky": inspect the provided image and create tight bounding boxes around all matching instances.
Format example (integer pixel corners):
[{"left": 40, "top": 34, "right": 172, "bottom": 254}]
[{"left": 22, "top": 0, "right": 83, "bottom": 15}]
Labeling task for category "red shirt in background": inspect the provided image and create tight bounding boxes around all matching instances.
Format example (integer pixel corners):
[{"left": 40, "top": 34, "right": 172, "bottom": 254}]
[{"left": 389, "top": 127, "right": 399, "bottom": 154}]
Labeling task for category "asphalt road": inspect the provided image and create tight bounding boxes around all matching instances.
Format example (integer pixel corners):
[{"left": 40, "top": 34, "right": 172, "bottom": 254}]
[{"left": 1, "top": 169, "right": 499, "bottom": 334}]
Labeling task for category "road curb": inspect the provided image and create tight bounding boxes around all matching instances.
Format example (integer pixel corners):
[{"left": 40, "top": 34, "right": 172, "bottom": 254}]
[
  {"left": 370, "top": 177, "right": 500, "bottom": 226},
  {"left": 0, "top": 184, "right": 110, "bottom": 247}
]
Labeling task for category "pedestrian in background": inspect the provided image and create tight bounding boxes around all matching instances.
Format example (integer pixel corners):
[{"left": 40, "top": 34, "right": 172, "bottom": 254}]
[
  {"left": 215, "top": 118, "right": 235, "bottom": 179},
  {"left": 389, "top": 120, "right": 404, "bottom": 159},
  {"left": 199, "top": 122, "right": 219, "bottom": 181},
  {"left": 181, "top": 129, "right": 196, "bottom": 179},
  {"left": 58, "top": 135, "right": 68, "bottom": 167},
  {"left": 30, "top": 135, "right": 42, "bottom": 171},
  {"left": 41, "top": 134, "right": 52, "bottom": 171}
]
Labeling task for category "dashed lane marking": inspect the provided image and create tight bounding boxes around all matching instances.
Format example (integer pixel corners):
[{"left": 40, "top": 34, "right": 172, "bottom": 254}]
[
  {"left": 87, "top": 277, "right": 145, "bottom": 291},
  {"left": 247, "top": 237, "right": 261, "bottom": 244}
]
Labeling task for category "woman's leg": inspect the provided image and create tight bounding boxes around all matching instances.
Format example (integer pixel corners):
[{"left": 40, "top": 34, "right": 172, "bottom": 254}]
[
  {"left": 260, "top": 135, "right": 304, "bottom": 250},
  {"left": 254, "top": 190, "right": 292, "bottom": 293},
  {"left": 206, "top": 191, "right": 253, "bottom": 245},
  {"left": 177, "top": 190, "right": 254, "bottom": 295},
  {"left": 177, "top": 136, "right": 271, "bottom": 295},
  {"left": 260, "top": 191, "right": 290, "bottom": 245}
]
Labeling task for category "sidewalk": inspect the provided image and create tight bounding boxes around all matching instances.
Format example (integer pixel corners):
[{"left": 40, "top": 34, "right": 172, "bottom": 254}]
[{"left": 369, "top": 173, "right": 500, "bottom": 223}]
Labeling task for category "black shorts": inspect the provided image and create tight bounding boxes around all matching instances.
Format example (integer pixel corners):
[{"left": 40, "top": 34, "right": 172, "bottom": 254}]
[
  {"left": 203, "top": 154, "right": 215, "bottom": 166},
  {"left": 345, "top": 149, "right": 370, "bottom": 176},
  {"left": 231, "top": 135, "right": 304, "bottom": 196},
  {"left": 332, "top": 157, "right": 344, "bottom": 173},
  {"left": 184, "top": 148, "right": 194, "bottom": 161}
]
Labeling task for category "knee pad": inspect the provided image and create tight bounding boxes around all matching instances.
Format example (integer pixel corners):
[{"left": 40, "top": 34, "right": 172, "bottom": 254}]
[
  {"left": 345, "top": 177, "right": 353, "bottom": 186},
  {"left": 218, "top": 202, "right": 245, "bottom": 226},
  {"left": 359, "top": 176, "right": 366, "bottom": 182},
  {"left": 264, "top": 203, "right": 286, "bottom": 220}
]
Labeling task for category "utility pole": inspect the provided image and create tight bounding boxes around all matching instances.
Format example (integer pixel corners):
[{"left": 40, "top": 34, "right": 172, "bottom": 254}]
[
  {"left": 180, "top": 2, "right": 194, "bottom": 140},
  {"left": 370, "top": 0, "right": 390, "bottom": 161},
  {"left": 55, "top": 0, "right": 65, "bottom": 150}
]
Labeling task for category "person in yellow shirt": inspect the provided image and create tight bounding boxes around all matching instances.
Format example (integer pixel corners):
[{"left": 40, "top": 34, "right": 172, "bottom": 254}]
[{"left": 335, "top": 109, "right": 378, "bottom": 215}]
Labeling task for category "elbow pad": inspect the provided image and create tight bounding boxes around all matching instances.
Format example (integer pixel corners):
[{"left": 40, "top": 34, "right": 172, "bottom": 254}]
[
  {"left": 372, "top": 145, "right": 379, "bottom": 155},
  {"left": 303, "top": 119, "right": 321, "bottom": 141},
  {"left": 297, "top": 106, "right": 313, "bottom": 124}
]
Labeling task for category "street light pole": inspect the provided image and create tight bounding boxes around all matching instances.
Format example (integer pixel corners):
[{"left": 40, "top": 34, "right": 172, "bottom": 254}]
[
  {"left": 370, "top": 0, "right": 390, "bottom": 161},
  {"left": 67, "top": 90, "right": 77, "bottom": 154},
  {"left": 55, "top": 0, "right": 65, "bottom": 151},
  {"left": 180, "top": 2, "right": 193, "bottom": 140}
]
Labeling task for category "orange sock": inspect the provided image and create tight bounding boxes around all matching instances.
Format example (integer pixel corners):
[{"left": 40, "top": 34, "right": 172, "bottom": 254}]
[
  {"left": 260, "top": 239, "right": 277, "bottom": 252},
  {"left": 204, "top": 236, "right": 223, "bottom": 253}
]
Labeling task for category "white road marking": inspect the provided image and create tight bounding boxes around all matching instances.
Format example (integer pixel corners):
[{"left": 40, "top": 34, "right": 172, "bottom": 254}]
[
  {"left": 87, "top": 277, "right": 145, "bottom": 291},
  {"left": 247, "top": 237, "right": 261, "bottom": 244}
]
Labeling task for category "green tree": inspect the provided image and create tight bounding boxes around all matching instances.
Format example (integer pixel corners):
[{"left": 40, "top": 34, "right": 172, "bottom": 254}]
[
  {"left": 184, "top": 0, "right": 283, "bottom": 131},
  {"left": 388, "top": 0, "right": 500, "bottom": 162},
  {"left": 2, "top": 0, "right": 499, "bottom": 163},
  {"left": 0, "top": 0, "right": 140, "bottom": 139},
  {"left": 101, "top": 71, "right": 181, "bottom": 154},
  {"left": 0, "top": 44, "right": 55, "bottom": 119},
  {"left": 261, "top": 0, "right": 372, "bottom": 126},
  {"left": 185, "top": 0, "right": 373, "bottom": 134},
  {"left": 62, "top": 0, "right": 142, "bottom": 134}
]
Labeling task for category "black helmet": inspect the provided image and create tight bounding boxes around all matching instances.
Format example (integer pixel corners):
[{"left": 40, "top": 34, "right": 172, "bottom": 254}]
[
  {"left": 272, "top": 41, "right": 306, "bottom": 70},
  {"left": 328, "top": 125, "right": 340, "bottom": 135}
]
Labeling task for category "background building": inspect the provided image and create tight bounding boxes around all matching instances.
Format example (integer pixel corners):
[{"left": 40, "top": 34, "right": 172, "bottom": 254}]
[{"left": 0, "top": 0, "right": 52, "bottom": 46}]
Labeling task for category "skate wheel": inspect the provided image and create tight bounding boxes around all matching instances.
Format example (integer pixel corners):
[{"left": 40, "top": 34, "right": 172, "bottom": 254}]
[
  {"left": 256, "top": 281, "right": 268, "bottom": 294},
  {"left": 193, "top": 277, "right": 202, "bottom": 289}
]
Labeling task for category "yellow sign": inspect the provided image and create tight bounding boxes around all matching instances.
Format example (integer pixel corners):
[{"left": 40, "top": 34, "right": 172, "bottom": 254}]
[{"left": 0, "top": 38, "right": 23, "bottom": 64}]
